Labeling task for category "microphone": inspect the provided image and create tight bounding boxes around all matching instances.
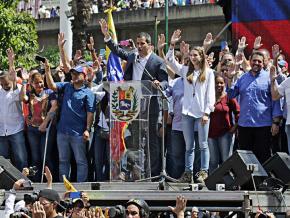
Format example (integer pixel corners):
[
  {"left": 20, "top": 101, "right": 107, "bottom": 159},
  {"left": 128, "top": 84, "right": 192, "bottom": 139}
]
[{"left": 134, "top": 54, "right": 140, "bottom": 63}]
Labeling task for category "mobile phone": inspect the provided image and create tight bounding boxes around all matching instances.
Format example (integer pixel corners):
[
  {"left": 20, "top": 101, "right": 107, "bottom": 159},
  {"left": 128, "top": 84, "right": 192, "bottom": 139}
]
[
  {"left": 35, "top": 55, "right": 46, "bottom": 63},
  {"left": 23, "top": 180, "right": 32, "bottom": 188},
  {"left": 220, "top": 41, "right": 228, "bottom": 51},
  {"left": 99, "top": 48, "right": 106, "bottom": 58},
  {"left": 69, "top": 191, "right": 82, "bottom": 199},
  {"left": 119, "top": 40, "right": 130, "bottom": 47}
]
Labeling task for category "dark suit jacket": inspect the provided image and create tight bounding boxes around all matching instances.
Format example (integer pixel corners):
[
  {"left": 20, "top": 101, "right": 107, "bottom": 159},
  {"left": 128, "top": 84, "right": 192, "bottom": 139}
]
[{"left": 106, "top": 39, "right": 168, "bottom": 88}]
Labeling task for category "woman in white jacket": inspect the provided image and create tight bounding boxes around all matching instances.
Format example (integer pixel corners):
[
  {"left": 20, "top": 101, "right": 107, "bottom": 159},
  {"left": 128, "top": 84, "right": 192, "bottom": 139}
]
[{"left": 166, "top": 30, "right": 215, "bottom": 183}]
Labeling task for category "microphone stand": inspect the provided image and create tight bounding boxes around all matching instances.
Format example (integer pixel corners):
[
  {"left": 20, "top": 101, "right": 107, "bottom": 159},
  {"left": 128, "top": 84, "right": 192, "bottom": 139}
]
[{"left": 135, "top": 59, "right": 178, "bottom": 187}]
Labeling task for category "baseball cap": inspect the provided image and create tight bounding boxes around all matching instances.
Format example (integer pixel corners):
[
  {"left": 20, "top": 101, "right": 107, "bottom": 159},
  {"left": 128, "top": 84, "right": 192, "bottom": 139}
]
[
  {"left": 38, "top": 189, "right": 61, "bottom": 203},
  {"left": 278, "top": 60, "right": 288, "bottom": 69},
  {"left": 69, "top": 65, "right": 87, "bottom": 75},
  {"left": 0, "top": 70, "right": 8, "bottom": 78},
  {"left": 192, "top": 207, "right": 199, "bottom": 212}
]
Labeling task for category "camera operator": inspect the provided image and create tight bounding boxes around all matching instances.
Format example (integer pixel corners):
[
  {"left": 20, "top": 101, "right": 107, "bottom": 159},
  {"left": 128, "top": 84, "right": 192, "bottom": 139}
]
[
  {"left": 32, "top": 189, "right": 64, "bottom": 218},
  {"left": 125, "top": 199, "right": 150, "bottom": 218},
  {"left": 5, "top": 179, "right": 29, "bottom": 217}
]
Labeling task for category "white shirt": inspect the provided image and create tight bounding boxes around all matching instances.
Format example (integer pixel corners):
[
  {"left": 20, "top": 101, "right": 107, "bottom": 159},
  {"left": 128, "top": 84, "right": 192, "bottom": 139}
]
[
  {"left": 166, "top": 48, "right": 215, "bottom": 118},
  {"left": 0, "top": 84, "right": 24, "bottom": 136},
  {"left": 278, "top": 77, "right": 290, "bottom": 124},
  {"left": 132, "top": 52, "right": 152, "bottom": 80}
]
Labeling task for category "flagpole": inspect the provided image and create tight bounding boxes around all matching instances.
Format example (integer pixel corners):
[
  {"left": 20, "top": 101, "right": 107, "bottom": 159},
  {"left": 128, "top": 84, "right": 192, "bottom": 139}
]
[
  {"left": 165, "top": 0, "right": 169, "bottom": 52},
  {"left": 154, "top": 16, "right": 158, "bottom": 53}
]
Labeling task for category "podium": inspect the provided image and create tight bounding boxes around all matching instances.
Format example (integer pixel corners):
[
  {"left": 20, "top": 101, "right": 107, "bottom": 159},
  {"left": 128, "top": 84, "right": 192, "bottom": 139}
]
[{"left": 103, "top": 80, "right": 161, "bottom": 181}]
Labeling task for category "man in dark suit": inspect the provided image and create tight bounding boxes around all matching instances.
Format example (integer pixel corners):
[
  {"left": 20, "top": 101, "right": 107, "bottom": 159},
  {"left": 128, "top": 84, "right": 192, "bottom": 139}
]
[{"left": 100, "top": 19, "right": 168, "bottom": 178}]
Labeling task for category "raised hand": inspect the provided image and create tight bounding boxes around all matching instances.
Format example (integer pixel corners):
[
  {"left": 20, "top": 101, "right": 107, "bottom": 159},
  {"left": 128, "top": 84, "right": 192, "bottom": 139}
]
[
  {"left": 157, "top": 34, "right": 166, "bottom": 50},
  {"left": 44, "top": 166, "right": 53, "bottom": 188},
  {"left": 180, "top": 41, "right": 189, "bottom": 58},
  {"left": 270, "top": 65, "right": 278, "bottom": 82},
  {"left": 44, "top": 59, "right": 50, "bottom": 74},
  {"left": 253, "top": 36, "right": 263, "bottom": 50},
  {"left": 32, "top": 201, "right": 46, "bottom": 218},
  {"left": 58, "top": 32, "right": 66, "bottom": 48},
  {"left": 87, "top": 36, "right": 95, "bottom": 51},
  {"left": 272, "top": 44, "right": 282, "bottom": 60},
  {"left": 99, "top": 19, "right": 109, "bottom": 37},
  {"left": 235, "top": 52, "right": 243, "bottom": 66},
  {"left": 21, "top": 68, "right": 30, "bottom": 81},
  {"left": 203, "top": 33, "right": 213, "bottom": 49},
  {"left": 73, "top": 50, "right": 82, "bottom": 63},
  {"left": 170, "top": 29, "right": 181, "bottom": 45},
  {"left": 169, "top": 195, "right": 187, "bottom": 216},
  {"left": 6, "top": 48, "right": 15, "bottom": 64},
  {"left": 238, "top": 36, "right": 248, "bottom": 52}
]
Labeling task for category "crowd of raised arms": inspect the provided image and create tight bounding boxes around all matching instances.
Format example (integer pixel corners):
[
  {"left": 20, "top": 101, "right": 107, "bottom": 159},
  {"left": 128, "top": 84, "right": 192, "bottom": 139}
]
[{"left": 1, "top": 12, "right": 290, "bottom": 217}]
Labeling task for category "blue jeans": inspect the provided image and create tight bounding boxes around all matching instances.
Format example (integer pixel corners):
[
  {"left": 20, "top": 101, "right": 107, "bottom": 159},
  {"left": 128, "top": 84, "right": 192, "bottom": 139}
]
[
  {"left": 57, "top": 133, "right": 88, "bottom": 182},
  {"left": 27, "top": 126, "right": 55, "bottom": 182},
  {"left": 0, "top": 131, "right": 28, "bottom": 171},
  {"left": 166, "top": 130, "right": 186, "bottom": 179},
  {"left": 285, "top": 125, "right": 290, "bottom": 154},
  {"left": 93, "top": 126, "right": 109, "bottom": 181},
  {"left": 208, "top": 132, "right": 234, "bottom": 173},
  {"left": 182, "top": 114, "right": 210, "bottom": 172}
]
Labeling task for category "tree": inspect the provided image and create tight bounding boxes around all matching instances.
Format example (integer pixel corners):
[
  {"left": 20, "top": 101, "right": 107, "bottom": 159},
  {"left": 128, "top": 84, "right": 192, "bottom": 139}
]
[
  {"left": 71, "top": 0, "right": 92, "bottom": 54},
  {"left": 0, "top": 0, "right": 38, "bottom": 69}
]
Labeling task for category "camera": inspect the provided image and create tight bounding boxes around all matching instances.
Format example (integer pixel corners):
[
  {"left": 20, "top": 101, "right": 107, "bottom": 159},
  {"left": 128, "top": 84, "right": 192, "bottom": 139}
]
[
  {"left": 108, "top": 205, "right": 126, "bottom": 218},
  {"left": 24, "top": 192, "right": 38, "bottom": 205},
  {"left": 9, "top": 208, "right": 31, "bottom": 218},
  {"left": 28, "top": 166, "right": 38, "bottom": 177},
  {"left": 57, "top": 199, "right": 74, "bottom": 213}
]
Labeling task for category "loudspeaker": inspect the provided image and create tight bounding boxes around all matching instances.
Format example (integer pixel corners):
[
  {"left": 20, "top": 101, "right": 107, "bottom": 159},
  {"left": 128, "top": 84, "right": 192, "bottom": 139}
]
[
  {"left": 205, "top": 150, "right": 268, "bottom": 190},
  {"left": 0, "top": 156, "right": 29, "bottom": 190},
  {"left": 263, "top": 152, "right": 290, "bottom": 186}
]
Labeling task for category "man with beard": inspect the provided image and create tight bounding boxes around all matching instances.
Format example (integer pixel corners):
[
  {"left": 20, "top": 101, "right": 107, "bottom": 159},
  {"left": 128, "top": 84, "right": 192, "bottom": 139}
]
[
  {"left": 227, "top": 51, "right": 282, "bottom": 163},
  {"left": 0, "top": 49, "right": 28, "bottom": 171},
  {"left": 45, "top": 60, "right": 96, "bottom": 182}
]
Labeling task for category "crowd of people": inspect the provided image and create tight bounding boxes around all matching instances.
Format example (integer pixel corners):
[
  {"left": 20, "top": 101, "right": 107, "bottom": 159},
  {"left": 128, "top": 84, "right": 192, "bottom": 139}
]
[
  {"left": 17, "top": 0, "right": 215, "bottom": 19},
  {"left": 1, "top": 14, "right": 290, "bottom": 186}
]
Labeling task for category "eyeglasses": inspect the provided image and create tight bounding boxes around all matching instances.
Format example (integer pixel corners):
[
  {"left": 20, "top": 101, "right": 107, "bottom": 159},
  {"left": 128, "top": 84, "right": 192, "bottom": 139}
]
[{"left": 125, "top": 210, "right": 139, "bottom": 216}]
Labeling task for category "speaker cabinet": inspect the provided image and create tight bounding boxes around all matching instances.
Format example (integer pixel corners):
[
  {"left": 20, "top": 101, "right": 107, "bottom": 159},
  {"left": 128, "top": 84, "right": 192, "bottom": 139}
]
[
  {"left": 263, "top": 152, "right": 290, "bottom": 186},
  {"left": 205, "top": 150, "right": 268, "bottom": 190},
  {"left": 0, "top": 156, "right": 29, "bottom": 190}
]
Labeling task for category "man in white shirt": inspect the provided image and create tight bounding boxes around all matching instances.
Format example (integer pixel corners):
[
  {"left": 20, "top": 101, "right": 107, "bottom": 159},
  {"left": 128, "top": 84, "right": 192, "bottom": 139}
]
[
  {"left": 270, "top": 66, "right": 290, "bottom": 154},
  {"left": 0, "top": 70, "right": 27, "bottom": 170}
]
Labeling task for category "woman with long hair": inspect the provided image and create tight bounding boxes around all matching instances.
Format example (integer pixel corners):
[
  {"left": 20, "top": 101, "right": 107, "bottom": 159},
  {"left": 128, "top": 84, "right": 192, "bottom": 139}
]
[{"left": 166, "top": 30, "right": 215, "bottom": 183}]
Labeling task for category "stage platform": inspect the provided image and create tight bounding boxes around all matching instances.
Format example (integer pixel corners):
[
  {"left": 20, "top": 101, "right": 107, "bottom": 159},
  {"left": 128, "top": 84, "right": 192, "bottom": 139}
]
[{"left": 1, "top": 182, "right": 289, "bottom": 217}]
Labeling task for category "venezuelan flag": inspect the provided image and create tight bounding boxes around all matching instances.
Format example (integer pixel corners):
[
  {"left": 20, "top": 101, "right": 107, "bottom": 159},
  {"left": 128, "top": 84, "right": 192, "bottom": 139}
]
[
  {"left": 105, "top": 8, "right": 127, "bottom": 178},
  {"left": 232, "top": 0, "right": 290, "bottom": 60},
  {"left": 104, "top": 7, "right": 124, "bottom": 81}
]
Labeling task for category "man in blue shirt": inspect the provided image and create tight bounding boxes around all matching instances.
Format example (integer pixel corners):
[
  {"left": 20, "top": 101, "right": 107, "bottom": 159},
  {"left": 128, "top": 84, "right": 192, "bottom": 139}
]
[
  {"left": 45, "top": 61, "right": 96, "bottom": 182},
  {"left": 228, "top": 51, "right": 282, "bottom": 163}
]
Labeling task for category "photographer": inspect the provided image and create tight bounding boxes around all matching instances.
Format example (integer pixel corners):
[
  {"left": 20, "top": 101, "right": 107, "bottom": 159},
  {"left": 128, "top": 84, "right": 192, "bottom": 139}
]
[
  {"left": 32, "top": 189, "right": 64, "bottom": 218},
  {"left": 5, "top": 179, "right": 28, "bottom": 217},
  {"left": 125, "top": 199, "right": 150, "bottom": 218}
]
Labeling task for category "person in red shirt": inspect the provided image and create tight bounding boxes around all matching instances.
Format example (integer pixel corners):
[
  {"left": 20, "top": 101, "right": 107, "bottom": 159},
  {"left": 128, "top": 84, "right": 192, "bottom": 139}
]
[{"left": 208, "top": 75, "right": 240, "bottom": 173}]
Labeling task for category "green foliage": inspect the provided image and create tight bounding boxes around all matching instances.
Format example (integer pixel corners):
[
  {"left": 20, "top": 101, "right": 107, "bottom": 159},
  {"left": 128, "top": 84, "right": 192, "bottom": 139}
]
[
  {"left": 39, "top": 47, "right": 60, "bottom": 68},
  {"left": 0, "top": 2, "right": 38, "bottom": 69}
]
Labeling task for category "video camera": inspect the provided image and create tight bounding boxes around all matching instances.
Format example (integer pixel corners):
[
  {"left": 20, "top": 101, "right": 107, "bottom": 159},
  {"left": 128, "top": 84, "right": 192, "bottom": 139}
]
[
  {"left": 9, "top": 208, "right": 31, "bottom": 218},
  {"left": 108, "top": 205, "right": 126, "bottom": 218},
  {"left": 24, "top": 192, "right": 39, "bottom": 205}
]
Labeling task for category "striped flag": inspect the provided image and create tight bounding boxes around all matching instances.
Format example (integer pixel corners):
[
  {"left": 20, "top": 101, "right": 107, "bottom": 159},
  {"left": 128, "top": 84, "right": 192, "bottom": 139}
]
[
  {"left": 104, "top": 7, "right": 124, "bottom": 81},
  {"left": 232, "top": 0, "right": 290, "bottom": 60}
]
